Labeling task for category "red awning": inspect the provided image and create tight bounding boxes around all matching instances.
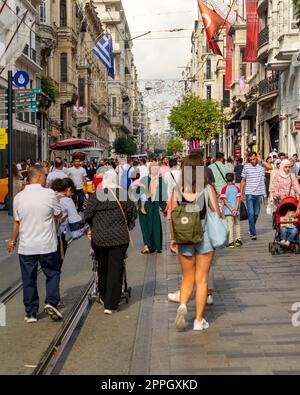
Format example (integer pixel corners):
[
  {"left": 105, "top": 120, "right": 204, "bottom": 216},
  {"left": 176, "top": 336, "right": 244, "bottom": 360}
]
[{"left": 50, "top": 138, "right": 94, "bottom": 151}]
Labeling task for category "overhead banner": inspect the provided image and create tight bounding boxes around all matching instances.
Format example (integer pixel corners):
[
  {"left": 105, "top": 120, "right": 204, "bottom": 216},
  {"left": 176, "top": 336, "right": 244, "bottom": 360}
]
[
  {"left": 225, "top": 22, "right": 232, "bottom": 90},
  {"left": 243, "top": 0, "right": 258, "bottom": 62}
]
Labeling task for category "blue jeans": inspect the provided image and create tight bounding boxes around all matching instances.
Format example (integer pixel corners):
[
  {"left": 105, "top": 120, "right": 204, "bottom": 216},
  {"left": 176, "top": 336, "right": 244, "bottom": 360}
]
[
  {"left": 19, "top": 252, "right": 61, "bottom": 316},
  {"left": 280, "top": 227, "right": 297, "bottom": 243},
  {"left": 246, "top": 195, "right": 262, "bottom": 237}
]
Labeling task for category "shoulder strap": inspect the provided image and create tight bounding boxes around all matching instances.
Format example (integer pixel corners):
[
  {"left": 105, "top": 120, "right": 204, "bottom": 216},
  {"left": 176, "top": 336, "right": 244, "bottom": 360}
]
[
  {"left": 108, "top": 188, "right": 133, "bottom": 246},
  {"left": 214, "top": 163, "right": 227, "bottom": 183},
  {"left": 289, "top": 175, "right": 293, "bottom": 196}
]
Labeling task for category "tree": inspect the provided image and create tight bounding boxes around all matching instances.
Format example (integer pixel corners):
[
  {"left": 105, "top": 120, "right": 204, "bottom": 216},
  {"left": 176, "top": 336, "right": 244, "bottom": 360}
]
[
  {"left": 168, "top": 96, "right": 228, "bottom": 142},
  {"left": 113, "top": 136, "right": 137, "bottom": 155},
  {"left": 167, "top": 137, "right": 183, "bottom": 155},
  {"left": 294, "top": 1, "right": 300, "bottom": 27}
]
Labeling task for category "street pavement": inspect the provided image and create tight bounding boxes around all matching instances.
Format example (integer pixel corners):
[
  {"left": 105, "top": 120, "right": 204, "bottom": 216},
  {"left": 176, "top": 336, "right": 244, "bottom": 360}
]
[
  {"left": 133, "top": 207, "right": 300, "bottom": 375},
  {"left": 0, "top": 211, "right": 20, "bottom": 293},
  {"left": 0, "top": 236, "right": 92, "bottom": 375},
  {"left": 2, "top": 206, "right": 300, "bottom": 375}
]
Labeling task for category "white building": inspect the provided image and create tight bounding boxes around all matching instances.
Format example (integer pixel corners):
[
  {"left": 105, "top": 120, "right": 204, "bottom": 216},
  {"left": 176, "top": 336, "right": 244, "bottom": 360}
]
[{"left": 0, "top": 0, "right": 42, "bottom": 175}]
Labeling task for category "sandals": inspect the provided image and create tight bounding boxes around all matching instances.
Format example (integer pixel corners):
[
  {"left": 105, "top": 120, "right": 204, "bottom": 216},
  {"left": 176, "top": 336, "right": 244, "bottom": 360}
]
[{"left": 141, "top": 247, "right": 150, "bottom": 254}]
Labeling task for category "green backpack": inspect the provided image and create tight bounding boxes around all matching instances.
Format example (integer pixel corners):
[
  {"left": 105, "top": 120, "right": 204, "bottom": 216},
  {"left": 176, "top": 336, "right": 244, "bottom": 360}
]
[{"left": 171, "top": 200, "right": 204, "bottom": 245}]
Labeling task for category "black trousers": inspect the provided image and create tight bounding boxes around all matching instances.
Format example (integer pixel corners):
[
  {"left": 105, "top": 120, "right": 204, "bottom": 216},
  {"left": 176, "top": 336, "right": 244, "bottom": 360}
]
[
  {"left": 57, "top": 233, "right": 68, "bottom": 268},
  {"left": 73, "top": 189, "right": 85, "bottom": 212},
  {"left": 92, "top": 243, "right": 129, "bottom": 310}
]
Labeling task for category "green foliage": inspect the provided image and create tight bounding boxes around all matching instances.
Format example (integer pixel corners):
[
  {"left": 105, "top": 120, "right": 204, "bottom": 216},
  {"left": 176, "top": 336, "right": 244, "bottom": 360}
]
[
  {"left": 168, "top": 96, "right": 228, "bottom": 142},
  {"left": 113, "top": 136, "right": 137, "bottom": 155},
  {"left": 167, "top": 137, "right": 183, "bottom": 155},
  {"left": 294, "top": 0, "right": 300, "bottom": 27},
  {"left": 41, "top": 77, "right": 59, "bottom": 103}
]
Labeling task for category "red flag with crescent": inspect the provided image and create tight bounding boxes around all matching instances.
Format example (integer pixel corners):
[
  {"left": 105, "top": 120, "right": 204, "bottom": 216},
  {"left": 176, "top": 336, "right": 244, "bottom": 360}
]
[{"left": 198, "top": 0, "right": 224, "bottom": 56}]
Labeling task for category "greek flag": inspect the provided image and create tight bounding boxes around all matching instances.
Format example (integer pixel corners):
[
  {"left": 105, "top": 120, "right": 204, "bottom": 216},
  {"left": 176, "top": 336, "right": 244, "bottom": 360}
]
[{"left": 92, "top": 32, "right": 114, "bottom": 79}]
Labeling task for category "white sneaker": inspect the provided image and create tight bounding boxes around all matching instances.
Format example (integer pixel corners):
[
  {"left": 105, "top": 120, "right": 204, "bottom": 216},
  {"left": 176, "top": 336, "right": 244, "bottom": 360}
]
[
  {"left": 44, "top": 304, "right": 63, "bottom": 321},
  {"left": 25, "top": 314, "right": 37, "bottom": 323},
  {"left": 168, "top": 290, "right": 180, "bottom": 303},
  {"left": 285, "top": 240, "right": 290, "bottom": 247},
  {"left": 206, "top": 294, "right": 214, "bottom": 305},
  {"left": 193, "top": 318, "right": 209, "bottom": 331},
  {"left": 279, "top": 240, "right": 286, "bottom": 246},
  {"left": 104, "top": 309, "right": 117, "bottom": 315},
  {"left": 175, "top": 304, "right": 187, "bottom": 329}
]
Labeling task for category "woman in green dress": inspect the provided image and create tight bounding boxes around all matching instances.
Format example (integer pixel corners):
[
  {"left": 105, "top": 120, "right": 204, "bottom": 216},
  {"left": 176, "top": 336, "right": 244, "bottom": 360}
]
[{"left": 138, "top": 163, "right": 167, "bottom": 254}]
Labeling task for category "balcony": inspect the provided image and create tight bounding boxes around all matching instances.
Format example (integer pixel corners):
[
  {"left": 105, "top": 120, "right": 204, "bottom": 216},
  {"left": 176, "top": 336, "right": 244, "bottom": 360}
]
[
  {"left": 257, "top": 0, "right": 268, "bottom": 17},
  {"left": 258, "top": 74, "right": 279, "bottom": 104},
  {"left": 100, "top": 11, "right": 121, "bottom": 24},
  {"left": 277, "top": 32, "right": 300, "bottom": 61},
  {"left": 122, "top": 115, "right": 132, "bottom": 134},
  {"left": 59, "top": 82, "right": 78, "bottom": 106},
  {"left": 20, "top": 44, "right": 42, "bottom": 72},
  {"left": 37, "top": 23, "right": 57, "bottom": 57},
  {"left": 76, "top": 106, "right": 92, "bottom": 128},
  {"left": 257, "top": 26, "right": 269, "bottom": 62}
]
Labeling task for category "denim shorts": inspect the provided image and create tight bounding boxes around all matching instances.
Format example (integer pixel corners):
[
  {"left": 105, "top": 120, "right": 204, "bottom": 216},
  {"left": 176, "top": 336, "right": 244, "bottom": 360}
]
[{"left": 178, "top": 220, "right": 214, "bottom": 257}]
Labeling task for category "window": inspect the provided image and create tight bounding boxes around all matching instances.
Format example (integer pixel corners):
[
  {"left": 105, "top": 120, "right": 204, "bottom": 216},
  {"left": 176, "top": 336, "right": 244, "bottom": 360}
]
[
  {"left": 206, "top": 59, "right": 211, "bottom": 80},
  {"left": 60, "top": 0, "right": 67, "bottom": 27},
  {"left": 78, "top": 78, "right": 85, "bottom": 107},
  {"left": 206, "top": 85, "right": 212, "bottom": 100},
  {"left": 240, "top": 47, "right": 247, "bottom": 77},
  {"left": 60, "top": 53, "right": 68, "bottom": 82},
  {"left": 112, "top": 97, "right": 117, "bottom": 117},
  {"left": 223, "top": 75, "right": 230, "bottom": 107},
  {"left": 106, "top": 6, "right": 112, "bottom": 12},
  {"left": 291, "top": 3, "right": 298, "bottom": 30},
  {"left": 39, "top": 2, "right": 46, "bottom": 23}
]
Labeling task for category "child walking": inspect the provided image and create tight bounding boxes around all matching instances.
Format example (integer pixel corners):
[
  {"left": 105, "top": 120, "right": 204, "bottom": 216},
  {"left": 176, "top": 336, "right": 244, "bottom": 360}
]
[{"left": 221, "top": 173, "right": 242, "bottom": 248}]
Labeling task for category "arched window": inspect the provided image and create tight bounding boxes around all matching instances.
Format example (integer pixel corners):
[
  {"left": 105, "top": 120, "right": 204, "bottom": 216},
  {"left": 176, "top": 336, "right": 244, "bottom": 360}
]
[
  {"left": 60, "top": 0, "right": 67, "bottom": 27},
  {"left": 60, "top": 53, "right": 68, "bottom": 82}
]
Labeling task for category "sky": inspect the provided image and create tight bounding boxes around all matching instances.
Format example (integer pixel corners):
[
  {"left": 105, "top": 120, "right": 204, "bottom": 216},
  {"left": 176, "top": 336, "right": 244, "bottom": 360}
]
[{"left": 122, "top": 0, "right": 199, "bottom": 133}]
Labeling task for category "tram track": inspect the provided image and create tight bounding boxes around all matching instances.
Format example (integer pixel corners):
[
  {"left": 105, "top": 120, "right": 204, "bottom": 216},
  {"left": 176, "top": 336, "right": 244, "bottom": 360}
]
[{"left": 32, "top": 277, "right": 96, "bottom": 375}]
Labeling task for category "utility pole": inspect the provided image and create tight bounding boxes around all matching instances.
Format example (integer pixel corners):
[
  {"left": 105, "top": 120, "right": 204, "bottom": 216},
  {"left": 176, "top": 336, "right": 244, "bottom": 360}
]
[{"left": 7, "top": 70, "right": 13, "bottom": 216}]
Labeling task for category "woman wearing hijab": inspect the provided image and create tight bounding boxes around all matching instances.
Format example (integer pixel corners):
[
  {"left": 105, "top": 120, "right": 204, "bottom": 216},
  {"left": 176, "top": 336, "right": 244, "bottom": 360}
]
[
  {"left": 84, "top": 171, "right": 137, "bottom": 314},
  {"left": 138, "top": 163, "right": 167, "bottom": 254},
  {"left": 270, "top": 159, "right": 300, "bottom": 213}
]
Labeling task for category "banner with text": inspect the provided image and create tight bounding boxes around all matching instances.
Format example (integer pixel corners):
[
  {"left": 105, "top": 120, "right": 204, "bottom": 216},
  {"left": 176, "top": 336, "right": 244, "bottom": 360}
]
[{"left": 243, "top": 0, "right": 259, "bottom": 62}]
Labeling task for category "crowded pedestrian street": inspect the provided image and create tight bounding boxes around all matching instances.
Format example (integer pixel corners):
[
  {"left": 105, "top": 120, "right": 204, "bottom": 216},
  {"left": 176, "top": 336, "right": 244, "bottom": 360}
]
[
  {"left": 1, "top": 206, "right": 300, "bottom": 375},
  {"left": 1, "top": 0, "right": 300, "bottom": 384}
]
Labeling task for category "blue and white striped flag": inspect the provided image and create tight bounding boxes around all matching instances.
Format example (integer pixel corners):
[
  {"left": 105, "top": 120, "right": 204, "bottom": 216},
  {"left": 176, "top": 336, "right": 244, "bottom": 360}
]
[{"left": 92, "top": 32, "right": 114, "bottom": 79}]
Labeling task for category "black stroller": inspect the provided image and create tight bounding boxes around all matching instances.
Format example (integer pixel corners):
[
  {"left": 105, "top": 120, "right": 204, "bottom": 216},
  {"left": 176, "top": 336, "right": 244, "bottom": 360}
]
[{"left": 90, "top": 251, "right": 131, "bottom": 305}]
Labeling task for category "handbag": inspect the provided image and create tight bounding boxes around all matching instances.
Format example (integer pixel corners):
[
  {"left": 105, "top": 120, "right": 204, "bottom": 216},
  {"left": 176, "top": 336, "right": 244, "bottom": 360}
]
[
  {"left": 204, "top": 185, "right": 229, "bottom": 248},
  {"left": 109, "top": 188, "right": 134, "bottom": 246},
  {"left": 240, "top": 201, "right": 248, "bottom": 221}
]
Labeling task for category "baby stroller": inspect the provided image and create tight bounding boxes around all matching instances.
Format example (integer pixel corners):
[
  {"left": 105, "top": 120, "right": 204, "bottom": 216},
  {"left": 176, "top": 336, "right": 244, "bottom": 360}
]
[
  {"left": 90, "top": 251, "right": 131, "bottom": 304},
  {"left": 269, "top": 196, "right": 300, "bottom": 255}
]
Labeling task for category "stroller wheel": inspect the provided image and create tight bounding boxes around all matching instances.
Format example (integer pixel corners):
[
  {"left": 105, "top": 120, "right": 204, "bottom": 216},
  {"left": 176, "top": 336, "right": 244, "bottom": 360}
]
[
  {"left": 270, "top": 244, "right": 276, "bottom": 255},
  {"left": 275, "top": 244, "right": 281, "bottom": 255},
  {"left": 268, "top": 242, "right": 273, "bottom": 253}
]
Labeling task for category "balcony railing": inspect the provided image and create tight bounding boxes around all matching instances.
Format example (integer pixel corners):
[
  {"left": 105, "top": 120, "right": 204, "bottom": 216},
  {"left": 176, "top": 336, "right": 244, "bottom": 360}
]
[
  {"left": 258, "top": 74, "right": 279, "bottom": 96},
  {"left": 22, "top": 45, "right": 37, "bottom": 63},
  {"left": 258, "top": 26, "right": 269, "bottom": 48}
]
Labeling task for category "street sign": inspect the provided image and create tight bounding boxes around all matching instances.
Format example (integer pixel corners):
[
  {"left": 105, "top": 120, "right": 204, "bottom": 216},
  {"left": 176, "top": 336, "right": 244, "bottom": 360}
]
[
  {"left": 0, "top": 128, "right": 8, "bottom": 150},
  {"left": 292, "top": 120, "right": 300, "bottom": 132},
  {"left": 13, "top": 71, "right": 30, "bottom": 88}
]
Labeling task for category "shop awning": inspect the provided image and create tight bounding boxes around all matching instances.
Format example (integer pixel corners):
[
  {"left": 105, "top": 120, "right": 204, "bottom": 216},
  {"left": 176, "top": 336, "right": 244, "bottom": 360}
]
[
  {"left": 50, "top": 138, "right": 94, "bottom": 151},
  {"left": 240, "top": 102, "right": 257, "bottom": 120},
  {"left": 226, "top": 110, "right": 242, "bottom": 129}
]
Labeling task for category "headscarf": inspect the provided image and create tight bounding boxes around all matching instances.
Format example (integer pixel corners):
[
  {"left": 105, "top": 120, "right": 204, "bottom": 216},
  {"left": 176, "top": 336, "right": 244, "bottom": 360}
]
[{"left": 280, "top": 159, "right": 291, "bottom": 178}]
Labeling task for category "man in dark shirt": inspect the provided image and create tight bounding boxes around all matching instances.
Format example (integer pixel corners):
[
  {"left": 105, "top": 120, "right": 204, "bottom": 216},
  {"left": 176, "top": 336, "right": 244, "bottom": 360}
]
[{"left": 234, "top": 158, "right": 244, "bottom": 186}]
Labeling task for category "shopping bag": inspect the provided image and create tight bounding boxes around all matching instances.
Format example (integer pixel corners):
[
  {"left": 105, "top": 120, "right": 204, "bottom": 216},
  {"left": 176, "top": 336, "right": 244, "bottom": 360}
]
[{"left": 240, "top": 201, "right": 248, "bottom": 221}]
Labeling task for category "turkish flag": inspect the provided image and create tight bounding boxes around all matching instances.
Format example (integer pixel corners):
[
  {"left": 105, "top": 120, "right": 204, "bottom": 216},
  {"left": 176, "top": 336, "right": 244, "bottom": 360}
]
[{"left": 198, "top": 0, "right": 224, "bottom": 56}]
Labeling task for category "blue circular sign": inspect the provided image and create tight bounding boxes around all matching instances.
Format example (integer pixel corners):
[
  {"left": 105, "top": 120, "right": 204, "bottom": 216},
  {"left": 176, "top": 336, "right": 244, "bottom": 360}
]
[{"left": 13, "top": 71, "right": 30, "bottom": 87}]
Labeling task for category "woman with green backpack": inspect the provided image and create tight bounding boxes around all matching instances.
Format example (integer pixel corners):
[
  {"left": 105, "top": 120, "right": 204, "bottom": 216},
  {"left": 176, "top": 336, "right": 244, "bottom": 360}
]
[{"left": 171, "top": 152, "right": 222, "bottom": 331}]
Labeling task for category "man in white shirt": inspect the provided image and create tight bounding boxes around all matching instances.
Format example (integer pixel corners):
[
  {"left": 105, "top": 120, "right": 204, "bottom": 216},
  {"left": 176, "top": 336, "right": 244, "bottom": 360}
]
[
  {"left": 6, "top": 165, "right": 63, "bottom": 323},
  {"left": 46, "top": 157, "right": 67, "bottom": 188},
  {"left": 139, "top": 158, "right": 149, "bottom": 179},
  {"left": 67, "top": 158, "right": 87, "bottom": 212}
]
